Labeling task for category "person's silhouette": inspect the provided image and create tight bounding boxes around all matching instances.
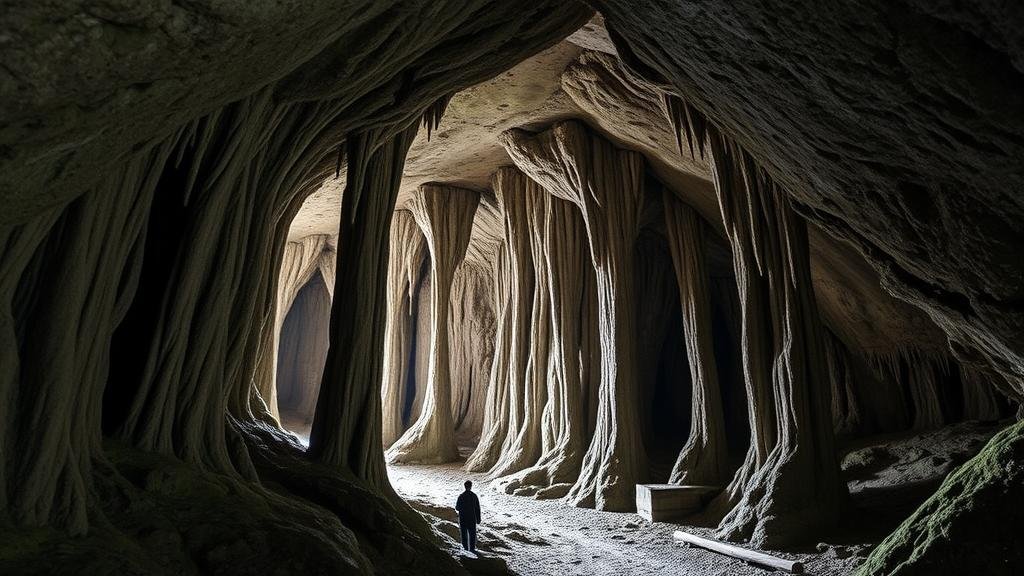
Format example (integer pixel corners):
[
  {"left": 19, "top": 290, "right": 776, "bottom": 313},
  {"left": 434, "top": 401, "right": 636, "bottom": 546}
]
[{"left": 455, "top": 480, "right": 482, "bottom": 552}]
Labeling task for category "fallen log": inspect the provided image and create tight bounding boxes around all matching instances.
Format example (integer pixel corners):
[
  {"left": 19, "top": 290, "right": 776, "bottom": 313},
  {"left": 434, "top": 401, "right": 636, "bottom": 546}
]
[{"left": 673, "top": 530, "right": 804, "bottom": 573}]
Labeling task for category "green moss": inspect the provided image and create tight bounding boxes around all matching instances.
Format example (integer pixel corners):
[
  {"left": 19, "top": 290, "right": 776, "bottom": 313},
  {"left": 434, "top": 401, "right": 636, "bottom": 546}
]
[{"left": 856, "top": 419, "right": 1024, "bottom": 575}]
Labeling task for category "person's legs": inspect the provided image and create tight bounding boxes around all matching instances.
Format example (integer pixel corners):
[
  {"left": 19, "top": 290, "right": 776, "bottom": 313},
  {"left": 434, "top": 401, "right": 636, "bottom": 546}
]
[
  {"left": 468, "top": 523, "right": 477, "bottom": 552},
  {"left": 460, "top": 522, "right": 470, "bottom": 550}
]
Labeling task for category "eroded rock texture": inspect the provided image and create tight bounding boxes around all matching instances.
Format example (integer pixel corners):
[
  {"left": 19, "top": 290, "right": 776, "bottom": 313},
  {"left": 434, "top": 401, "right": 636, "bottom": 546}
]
[
  {"left": 596, "top": 0, "right": 1024, "bottom": 394},
  {"left": 664, "top": 194, "right": 729, "bottom": 487},
  {"left": 503, "top": 121, "right": 648, "bottom": 511},
  {"left": 388, "top": 184, "right": 480, "bottom": 464},
  {"left": 3, "top": 0, "right": 1024, "bottom": 574},
  {"left": 381, "top": 211, "right": 427, "bottom": 448},
  {"left": 0, "top": 1, "right": 592, "bottom": 572},
  {"left": 466, "top": 168, "right": 539, "bottom": 474}
]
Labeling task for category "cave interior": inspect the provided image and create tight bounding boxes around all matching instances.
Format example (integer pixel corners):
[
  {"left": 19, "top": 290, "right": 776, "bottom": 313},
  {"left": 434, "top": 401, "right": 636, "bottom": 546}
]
[{"left": 1, "top": 2, "right": 1023, "bottom": 575}]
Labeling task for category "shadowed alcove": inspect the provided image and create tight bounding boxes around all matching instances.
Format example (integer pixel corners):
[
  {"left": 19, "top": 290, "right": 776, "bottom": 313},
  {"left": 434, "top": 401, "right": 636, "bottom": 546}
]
[{"left": 276, "top": 272, "right": 332, "bottom": 440}]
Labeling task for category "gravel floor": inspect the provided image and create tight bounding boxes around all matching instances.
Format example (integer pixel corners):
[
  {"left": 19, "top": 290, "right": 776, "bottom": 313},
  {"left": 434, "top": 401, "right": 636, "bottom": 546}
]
[{"left": 388, "top": 461, "right": 867, "bottom": 576}]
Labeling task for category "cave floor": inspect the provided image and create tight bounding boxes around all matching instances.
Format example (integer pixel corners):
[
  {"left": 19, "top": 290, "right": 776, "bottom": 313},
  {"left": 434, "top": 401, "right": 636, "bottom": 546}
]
[{"left": 388, "top": 460, "right": 866, "bottom": 576}]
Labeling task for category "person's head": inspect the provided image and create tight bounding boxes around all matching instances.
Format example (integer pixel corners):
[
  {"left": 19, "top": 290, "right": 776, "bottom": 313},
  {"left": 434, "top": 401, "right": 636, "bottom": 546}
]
[{"left": 464, "top": 480, "right": 472, "bottom": 491}]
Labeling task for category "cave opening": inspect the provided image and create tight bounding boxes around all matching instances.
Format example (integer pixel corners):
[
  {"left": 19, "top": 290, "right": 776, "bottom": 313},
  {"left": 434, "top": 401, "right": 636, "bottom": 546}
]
[
  {"left": 4, "top": 4, "right": 1024, "bottom": 576},
  {"left": 276, "top": 272, "right": 331, "bottom": 442}
]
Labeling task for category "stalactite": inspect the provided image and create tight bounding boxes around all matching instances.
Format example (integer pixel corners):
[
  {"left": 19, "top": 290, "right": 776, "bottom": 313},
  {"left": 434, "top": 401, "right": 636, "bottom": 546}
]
[
  {"left": 386, "top": 184, "right": 480, "bottom": 464},
  {"left": 487, "top": 182, "right": 552, "bottom": 479},
  {"left": 263, "top": 234, "right": 332, "bottom": 420},
  {"left": 502, "top": 120, "right": 647, "bottom": 512},
  {"left": 492, "top": 194, "right": 589, "bottom": 499},
  {"left": 864, "top": 346, "right": 955, "bottom": 431},
  {"left": 466, "top": 168, "right": 536, "bottom": 473},
  {"left": 381, "top": 210, "right": 427, "bottom": 448},
  {"left": 666, "top": 94, "right": 842, "bottom": 546},
  {"left": 422, "top": 94, "right": 454, "bottom": 142},
  {"left": 960, "top": 366, "right": 1005, "bottom": 421},
  {"left": 663, "top": 192, "right": 729, "bottom": 486},
  {"left": 308, "top": 119, "right": 424, "bottom": 489}
]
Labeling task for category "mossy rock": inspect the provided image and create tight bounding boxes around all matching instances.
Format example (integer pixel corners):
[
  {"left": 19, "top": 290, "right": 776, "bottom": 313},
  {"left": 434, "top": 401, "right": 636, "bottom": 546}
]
[{"left": 856, "top": 420, "right": 1024, "bottom": 575}]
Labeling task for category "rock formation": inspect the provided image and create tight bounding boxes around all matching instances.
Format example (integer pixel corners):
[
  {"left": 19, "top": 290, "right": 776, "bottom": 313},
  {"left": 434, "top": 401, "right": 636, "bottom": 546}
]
[
  {"left": 264, "top": 235, "right": 336, "bottom": 421},
  {"left": 3, "top": 1, "right": 1023, "bottom": 574},
  {"left": 309, "top": 121, "right": 424, "bottom": 489},
  {"left": 493, "top": 192, "right": 591, "bottom": 498},
  {"left": 381, "top": 211, "right": 427, "bottom": 447},
  {"left": 503, "top": 120, "right": 648, "bottom": 511},
  {"left": 448, "top": 263, "right": 497, "bottom": 440},
  {"left": 663, "top": 193, "right": 729, "bottom": 487},
  {"left": 466, "top": 168, "right": 538, "bottom": 473},
  {"left": 387, "top": 184, "right": 480, "bottom": 464},
  {"left": 486, "top": 180, "right": 552, "bottom": 479},
  {"left": 276, "top": 272, "right": 332, "bottom": 435}
]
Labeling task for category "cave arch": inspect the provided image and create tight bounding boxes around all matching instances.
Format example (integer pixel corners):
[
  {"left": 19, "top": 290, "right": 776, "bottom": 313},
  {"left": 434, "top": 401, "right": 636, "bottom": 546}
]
[{"left": 276, "top": 272, "right": 332, "bottom": 440}]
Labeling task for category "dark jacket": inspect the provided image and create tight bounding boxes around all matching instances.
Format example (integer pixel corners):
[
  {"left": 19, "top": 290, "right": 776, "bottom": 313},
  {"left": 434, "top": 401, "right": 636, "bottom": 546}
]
[{"left": 455, "top": 490, "right": 481, "bottom": 525}]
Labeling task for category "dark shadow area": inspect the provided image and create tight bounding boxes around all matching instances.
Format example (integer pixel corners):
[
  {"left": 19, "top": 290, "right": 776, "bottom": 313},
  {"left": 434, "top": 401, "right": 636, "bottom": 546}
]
[{"left": 277, "top": 273, "right": 331, "bottom": 439}]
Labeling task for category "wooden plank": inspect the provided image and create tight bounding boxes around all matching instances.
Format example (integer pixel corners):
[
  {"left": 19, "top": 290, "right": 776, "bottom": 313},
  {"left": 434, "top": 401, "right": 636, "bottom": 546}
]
[
  {"left": 673, "top": 530, "right": 804, "bottom": 574},
  {"left": 635, "top": 484, "right": 719, "bottom": 522}
]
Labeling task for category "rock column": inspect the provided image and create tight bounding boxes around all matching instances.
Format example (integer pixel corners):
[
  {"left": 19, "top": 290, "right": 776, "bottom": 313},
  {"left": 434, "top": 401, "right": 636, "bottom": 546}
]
[
  {"left": 381, "top": 211, "right": 427, "bottom": 447},
  {"left": 502, "top": 120, "right": 647, "bottom": 511},
  {"left": 466, "top": 168, "right": 536, "bottom": 472},
  {"left": 487, "top": 183, "right": 551, "bottom": 478},
  {"left": 664, "top": 192, "right": 729, "bottom": 486},
  {"left": 387, "top": 184, "right": 480, "bottom": 464},
  {"left": 308, "top": 120, "right": 422, "bottom": 489},
  {"left": 493, "top": 194, "right": 589, "bottom": 498}
]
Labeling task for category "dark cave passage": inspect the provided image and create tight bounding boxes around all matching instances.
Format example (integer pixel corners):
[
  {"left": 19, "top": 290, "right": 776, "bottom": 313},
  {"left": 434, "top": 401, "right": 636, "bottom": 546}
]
[
  {"left": 3, "top": 3, "right": 1024, "bottom": 576},
  {"left": 276, "top": 272, "right": 331, "bottom": 441}
]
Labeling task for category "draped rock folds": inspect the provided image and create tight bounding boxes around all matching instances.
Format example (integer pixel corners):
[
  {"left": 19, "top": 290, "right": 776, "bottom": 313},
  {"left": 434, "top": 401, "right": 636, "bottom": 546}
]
[
  {"left": 665, "top": 98, "right": 842, "bottom": 545},
  {"left": 663, "top": 193, "right": 728, "bottom": 487},
  {"left": 387, "top": 184, "right": 480, "bottom": 464},
  {"left": 381, "top": 211, "right": 427, "bottom": 448},
  {"left": 495, "top": 193, "right": 589, "bottom": 499},
  {"left": 0, "top": 2, "right": 592, "bottom": 572},
  {"left": 502, "top": 120, "right": 647, "bottom": 511},
  {"left": 486, "top": 178, "right": 552, "bottom": 480},
  {"left": 3, "top": 0, "right": 1024, "bottom": 573},
  {"left": 264, "top": 235, "right": 336, "bottom": 421},
  {"left": 466, "top": 168, "right": 539, "bottom": 473}
]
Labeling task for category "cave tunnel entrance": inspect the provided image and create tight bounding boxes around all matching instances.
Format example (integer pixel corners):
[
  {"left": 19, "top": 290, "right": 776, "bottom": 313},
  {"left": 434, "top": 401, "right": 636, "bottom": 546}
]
[{"left": 276, "top": 272, "right": 331, "bottom": 442}]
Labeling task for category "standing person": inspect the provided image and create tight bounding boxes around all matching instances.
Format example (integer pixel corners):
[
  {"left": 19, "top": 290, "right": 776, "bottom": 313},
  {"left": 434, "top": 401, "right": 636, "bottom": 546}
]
[{"left": 455, "top": 480, "right": 482, "bottom": 552}]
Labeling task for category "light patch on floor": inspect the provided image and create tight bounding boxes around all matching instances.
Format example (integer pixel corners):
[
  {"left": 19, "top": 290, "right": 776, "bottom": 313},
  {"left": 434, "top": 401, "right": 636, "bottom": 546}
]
[{"left": 388, "top": 462, "right": 864, "bottom": 576}]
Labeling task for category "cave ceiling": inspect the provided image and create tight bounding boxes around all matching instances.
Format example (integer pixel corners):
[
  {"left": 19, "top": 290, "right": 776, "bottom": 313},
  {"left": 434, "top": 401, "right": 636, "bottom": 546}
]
[{"left": 288, "top": 18, "right": 949, "bottom": 359}]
